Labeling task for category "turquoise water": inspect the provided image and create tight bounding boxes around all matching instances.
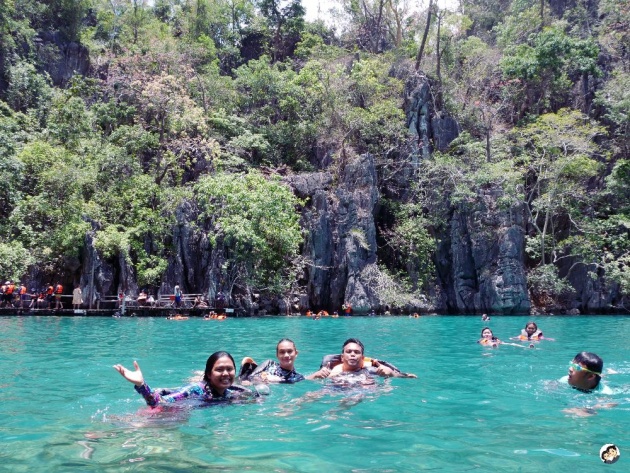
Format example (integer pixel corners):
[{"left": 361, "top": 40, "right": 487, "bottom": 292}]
[{"left": 0, "top": 315, "right": 628, "bottom": 472}]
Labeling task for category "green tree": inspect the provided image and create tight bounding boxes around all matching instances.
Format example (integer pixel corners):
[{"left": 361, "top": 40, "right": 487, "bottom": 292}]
[
  {"left": 512, "top": 109, "right": 604, "bottom": 266},
  {"left": 257, "top": 0, "right": 305, "bottom": 61},
  {"left": 195, "top": 170, "right": 303, "bottom": 293}
]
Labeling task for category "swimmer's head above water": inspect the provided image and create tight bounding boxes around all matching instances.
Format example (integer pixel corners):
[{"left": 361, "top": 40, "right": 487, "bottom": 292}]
[
  {"left": 341, "top": 338, "right": 365, "bottom": 371},
  {"left": 276, "top": 338, "right": 298, "bottom": 371},
  {"left": 567, "top": 351, "right": 603, "bottom": 391},
  {"left": 203, "top": 351, "right": 236, "bottom": 396}
]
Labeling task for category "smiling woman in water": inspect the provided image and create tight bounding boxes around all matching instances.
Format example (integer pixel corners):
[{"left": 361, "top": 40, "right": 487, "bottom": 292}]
[{"left": 114, "top": 351, "right": 266, "bottom": 407}]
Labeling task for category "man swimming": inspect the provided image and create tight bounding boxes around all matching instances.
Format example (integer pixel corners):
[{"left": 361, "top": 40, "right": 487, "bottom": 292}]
[{"left": 561, "top": 351, "right": 612, "bottom": 394}]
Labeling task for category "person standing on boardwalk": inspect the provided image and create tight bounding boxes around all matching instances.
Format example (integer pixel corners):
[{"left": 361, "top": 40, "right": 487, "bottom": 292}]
[
  {"left": 46, "top": 284, "right": 54, "bottom": 308},
  {"left": 1, "top": 281, "right": 15, "bottom": 307},
  {"left": 174, "top": 284, "right": 182, "bottom": 308},
  {"left": 54, "top": 282, "right": 64, "bottom": 309},
  {"left": 72, "top": 285, "right": 83, "bottom": 309},
  {"left": 19, "top": 283, "right": 28, "bottom": 308}
]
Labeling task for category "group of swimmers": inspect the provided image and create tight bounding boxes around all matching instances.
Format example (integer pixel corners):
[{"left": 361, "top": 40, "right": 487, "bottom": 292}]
[
  {"left": 114, "top": 338, "right": 417, "bottom": 406},
  {"left": 114, "top": 326, "right": 614, "bottom": 411},
  {"left": 477, "top": 320, "right": 613, "bottom": 395},
  {"left": 478, "top": 321, "right": 550, "bottom": 348}
]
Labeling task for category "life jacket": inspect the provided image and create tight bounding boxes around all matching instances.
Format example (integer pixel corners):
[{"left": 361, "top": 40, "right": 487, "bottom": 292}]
[
  {"left": 479, "top": 338, "right": 498, "bottom": 346},
  {"left": 519, "top": 330, "right": 542, "bottom": 341},
  {"left": 55, "top": 284, "right": 63, "bottom": 294},
  {"left": 47, "top": 286, "right": 54, "bottom": 295},
  {"left": 19, "top": 285, "right": 27, "bottom": 295},
  {"left": 6, "top": 284, "right": 15, "bottom": 295}
]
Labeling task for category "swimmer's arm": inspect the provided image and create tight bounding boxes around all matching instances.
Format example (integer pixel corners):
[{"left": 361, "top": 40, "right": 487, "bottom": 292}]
[
  {"left": 306, "top": 365, "right": 331, "bottom": 379},
  {"left": 251, "top": 373, "right": 283, "bottom": 383},
  {"left": 563, "top": 402, "right": 618, "bottom": 417},
  {"left": 113, "top": 360, "right": 145, "bottom": 386},
  {"left": 143, "top": 383, "right": 205, "bottom": 405},
  {"left": 371, "top": 362, "right": 417, "bottom": 378}
]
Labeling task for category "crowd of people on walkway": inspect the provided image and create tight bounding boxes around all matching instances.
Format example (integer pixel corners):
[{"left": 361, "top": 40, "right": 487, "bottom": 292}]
[{"left": 0, "top": 280, "right": 72, "bottom": 309}]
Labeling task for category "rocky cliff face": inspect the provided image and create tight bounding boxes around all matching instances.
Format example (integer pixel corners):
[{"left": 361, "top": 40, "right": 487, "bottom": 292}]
[
  {"left": 286, "top": 153, "right": 380, "bottom": 314},
  {"left": 30, "top": 69, "right": 626, "bottom": 315},
  {"left": 434, "top": 190, "right": 531, "bottom": 314},
  {"left": 35, "top": 32, "right": 90, "bottom": 86}
]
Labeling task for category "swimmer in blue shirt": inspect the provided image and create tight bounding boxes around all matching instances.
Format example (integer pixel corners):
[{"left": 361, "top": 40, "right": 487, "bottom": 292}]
[{"left": 114, "top": 351, "right": 263, "bottom": 407}]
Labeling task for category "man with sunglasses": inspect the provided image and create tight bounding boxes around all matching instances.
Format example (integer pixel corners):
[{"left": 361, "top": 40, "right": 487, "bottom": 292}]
[{"left": 563, "top": 351, "right": 612, "bottom": 394}]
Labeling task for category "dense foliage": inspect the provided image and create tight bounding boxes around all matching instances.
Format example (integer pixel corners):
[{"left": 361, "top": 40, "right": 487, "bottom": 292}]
[{"left": 0, "top": 0, "right": 627, "bottom": 309}]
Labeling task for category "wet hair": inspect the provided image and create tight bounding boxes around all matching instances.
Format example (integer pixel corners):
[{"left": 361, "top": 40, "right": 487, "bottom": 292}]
[
  {"left": 342, "top": 338, "right": 364, "bottom": 354},
  {"left": 203, "top": 351, "right": 235, "bottom": 392},
  {"left": 573, "top": 351, "right": 603, "bottom": 378},
  {"left": 276, "top": 338, "right": 296, "bottom": 352},
  {"left": 525, "top": 322, "right": 538, "bottom": 331},
  {"left": 480, "top": 327, "right": 494, "bottom": 338}
]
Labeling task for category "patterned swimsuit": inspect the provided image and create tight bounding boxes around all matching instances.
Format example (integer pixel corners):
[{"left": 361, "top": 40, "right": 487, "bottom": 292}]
[
  {"left": 247, "top": 359, "right": 305, "bottom": 383},
  {"left": 134, "top": 382, "right": 255, "bottom": 407}
]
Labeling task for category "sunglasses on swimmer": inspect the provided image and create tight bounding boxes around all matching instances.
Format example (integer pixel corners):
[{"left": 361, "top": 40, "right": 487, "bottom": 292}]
[{"left": 569, "top": 362, "right": 601, "bottom": 376}]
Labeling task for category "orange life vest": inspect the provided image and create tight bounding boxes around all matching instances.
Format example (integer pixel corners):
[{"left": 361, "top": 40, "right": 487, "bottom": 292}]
[
  {"left": 5, "top": 284, "right": 15, "bottom": 295},
  {"left": 19, "top": 285, "right": 27, "bottom": 295},
  {"left": 518, "top": 330, "right": 542, "bottom": 341},
  {"left": 55, "top": 284, "right": 63, "bottom": 294},
  {"left": 47, "top": 286, "right": 54, "bottom": 295}
]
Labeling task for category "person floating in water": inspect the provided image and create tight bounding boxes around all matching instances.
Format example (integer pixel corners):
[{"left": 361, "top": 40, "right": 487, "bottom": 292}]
[
  {"left": 481, "top": 313, "right": 490, "bottom": 321},
  {"left": 511, "top": 322, "right": 553, "bottom": 341},
  {"left": 239, "top": 338, "right": 321, "bottom": 384},
  {"left": 113, "top": 351, "right": 265, "bottom": 407},
  {"left": 478, "top": 327, "right": 501, "bottom": 347},
  {"left": 309, "top": 338, "right": 417, "bottom": 383}
]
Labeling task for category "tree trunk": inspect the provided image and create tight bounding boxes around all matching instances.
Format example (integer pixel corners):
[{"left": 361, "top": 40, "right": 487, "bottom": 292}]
[{"left": 414, "top": 0, "right": 433, "bottom": 71}]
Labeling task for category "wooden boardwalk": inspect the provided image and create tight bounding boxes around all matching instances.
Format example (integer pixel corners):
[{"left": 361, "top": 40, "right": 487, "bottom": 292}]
[{"left": 0, "top": 307, "right": 238, "bottom": 317}]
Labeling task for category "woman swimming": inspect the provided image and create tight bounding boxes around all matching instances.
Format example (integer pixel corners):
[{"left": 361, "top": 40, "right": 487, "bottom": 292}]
[
  {"left": 113, "top": 351, "right": 263, "bottom": 407},
  {"left": 239, "top": 338, "right": 313, "bottom": 383},
  {"left": 511, "top": 322, "right": 550, "bottom": 341},
  {"left": 478, "top": 327, "right": 501, "bottom": 347}
]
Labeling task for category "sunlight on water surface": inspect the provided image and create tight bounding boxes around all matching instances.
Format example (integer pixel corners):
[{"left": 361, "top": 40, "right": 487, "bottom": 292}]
[{"left": 0, "top": 315, "right": 628, "bottom": 472}]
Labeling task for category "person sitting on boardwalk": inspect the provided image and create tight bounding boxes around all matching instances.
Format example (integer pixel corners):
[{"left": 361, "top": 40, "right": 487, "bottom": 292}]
[
  {"left": 113, "top": 352, "right": 266, "bottom": 407},
  {"left": 37, "top": 290, "right": 47, "bottom": 308},
  {"left": 193, "top": 296, "right": 209, "bottom": 309},
  {"left": 137, "top": 290, "right": 147, "bottom": 306},
  {"left": 309, "top": 338, "right": 416, "bottom": 381}
]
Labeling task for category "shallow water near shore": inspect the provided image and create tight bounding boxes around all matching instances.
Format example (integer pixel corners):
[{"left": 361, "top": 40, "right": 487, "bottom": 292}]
[{"left": 0, "top": 315, "right": 628, "bottom": 472}]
